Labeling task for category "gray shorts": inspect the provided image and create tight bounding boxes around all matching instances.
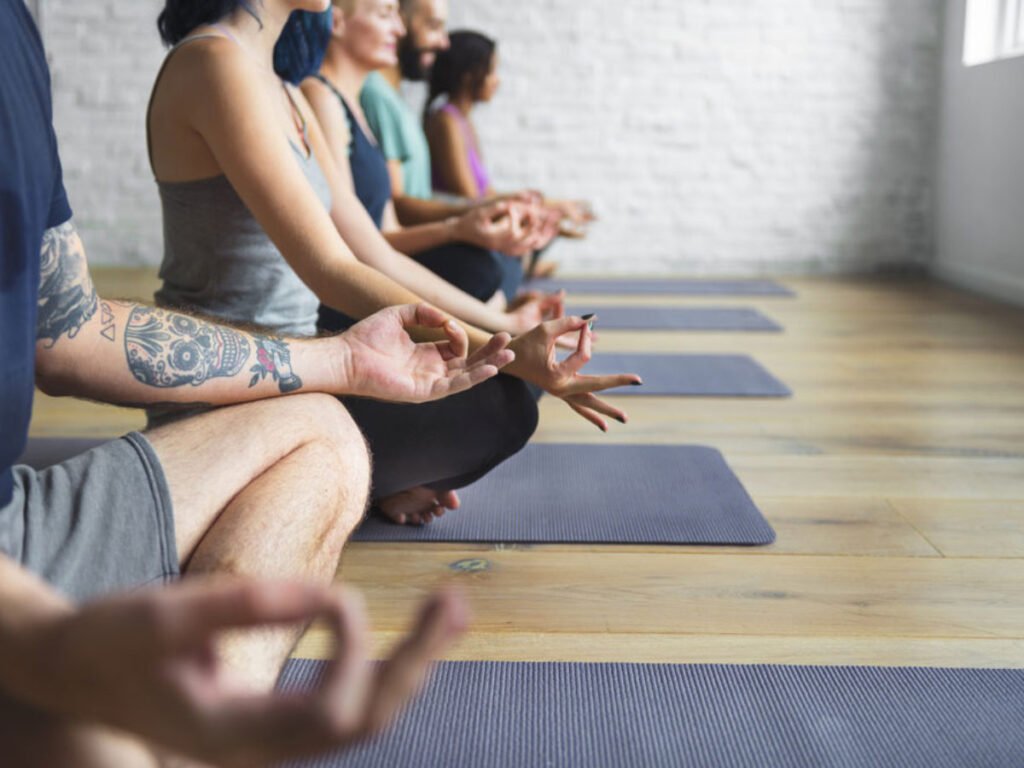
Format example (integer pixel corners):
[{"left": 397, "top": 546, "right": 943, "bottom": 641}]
[{"left": 0, "top": 433, "right": 179, "bottom": 604}]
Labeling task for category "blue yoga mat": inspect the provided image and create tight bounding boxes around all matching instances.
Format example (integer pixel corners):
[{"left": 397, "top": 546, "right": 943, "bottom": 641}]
[
  {"left": 565, "top": 306, "right": 783, "bottom": 331},
  {"left": 530, "top": 277, "right": 795, "bottom": 296},
  {"left": 584, "top": 353, "right": 791, "bottom": 397},
  {"left": 279, "top": 660, "right": 1024, "bottom": 768},
  {"left": 354, "top": 444, "right": 774, "bottom": 545}
]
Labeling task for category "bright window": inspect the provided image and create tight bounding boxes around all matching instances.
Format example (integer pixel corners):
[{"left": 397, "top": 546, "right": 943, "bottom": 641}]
[{"left": 964, "top": 0, "right": 1024, "bottom": 65}]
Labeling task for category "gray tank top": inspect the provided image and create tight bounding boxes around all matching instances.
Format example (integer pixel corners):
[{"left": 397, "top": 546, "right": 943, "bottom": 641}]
[{"left": 151, "top": 32, "right": 331, "bottom": 337}]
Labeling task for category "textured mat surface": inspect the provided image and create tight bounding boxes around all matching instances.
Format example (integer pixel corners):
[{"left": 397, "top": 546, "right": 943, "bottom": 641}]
[
  {"left": 279, "top": 660, "right": 1024, "bottom": 768},
  {"left": 583, "top": 353, "right": 791, "bottom": 397},
  {"left": 530, "top": 277, "right": 795, "bottom": 296},
  {"left": 18, "top": 438, "right": 109, "bottom": 469},
  {"left": 354, "top": 444, "right": 774, "bottom": 544},
  {"left": 565, "top": 305, "right": 783, "bottom": 331}
]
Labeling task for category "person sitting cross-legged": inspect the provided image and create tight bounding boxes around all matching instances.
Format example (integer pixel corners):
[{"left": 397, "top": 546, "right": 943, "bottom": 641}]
[{"left": 0, "top": 0, "right": 507, "bottom": 763}]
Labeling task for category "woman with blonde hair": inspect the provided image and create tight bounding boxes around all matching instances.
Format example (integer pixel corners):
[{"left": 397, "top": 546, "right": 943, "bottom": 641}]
[{"left": 300, "top": 0, "right": 544, "bottom": 315}]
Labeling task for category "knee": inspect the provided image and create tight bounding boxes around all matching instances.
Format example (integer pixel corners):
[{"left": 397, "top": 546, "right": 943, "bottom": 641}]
[{"left": 290, "top": 394, "right": 372, "bottom": 500}]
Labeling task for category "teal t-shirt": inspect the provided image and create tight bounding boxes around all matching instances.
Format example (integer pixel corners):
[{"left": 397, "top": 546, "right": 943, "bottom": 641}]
[{"left": 359, "top": 72, "right": 433, "bottom": 200}]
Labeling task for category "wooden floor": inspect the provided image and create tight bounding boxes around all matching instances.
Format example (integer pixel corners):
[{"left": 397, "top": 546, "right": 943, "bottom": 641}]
[{"left": 31, "top": 272, "right": 1024, "bottom": 668}]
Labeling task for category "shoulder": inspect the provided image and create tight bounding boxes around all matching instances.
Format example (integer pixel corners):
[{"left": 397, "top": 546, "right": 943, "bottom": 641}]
[
  {"left": 360, "top": 72, "right": 403, "bottom": 117},
  {"left": 425, "top": 107, "right": 461, "bottom": 143},
  {"left": 161, "top": 36, "right": 248, "bottom": 82},
  {"left": 156, "top": 37, "right": 262, "bottom": 109},
  {"left": 361, "top": 72, "right": 390, "bottom": 97}
]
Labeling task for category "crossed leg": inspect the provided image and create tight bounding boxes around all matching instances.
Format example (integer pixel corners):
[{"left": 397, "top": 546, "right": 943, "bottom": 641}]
[
  {"left": 148, "top": 393, "right": 371, "bottom": 691},
  {"left": 0, "top": 394, "right": 370, "bottom": 767}
]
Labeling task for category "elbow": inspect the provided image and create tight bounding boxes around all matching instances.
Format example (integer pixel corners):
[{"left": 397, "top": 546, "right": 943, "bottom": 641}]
[{"left": 34, "top": 350, "right": 77, "bottom": 398}]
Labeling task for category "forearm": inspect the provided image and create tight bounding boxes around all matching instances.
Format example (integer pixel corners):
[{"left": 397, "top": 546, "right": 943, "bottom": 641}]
[
  {"left": 382, "top": 218, "right": 459, "bottom": 254},
  {"left": 331, "top": 202, "right": 511, "bottom": 334},
  {"left": 392, "top": 195, "right": 471, "bottom": 226},
  {"left": 36, "top": 298, "right": 352, "bottom": 407}
]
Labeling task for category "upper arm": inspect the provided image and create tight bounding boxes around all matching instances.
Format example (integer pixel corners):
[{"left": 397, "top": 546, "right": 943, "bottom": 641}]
[
  {"left": 426, "top": 111, "right": 480, "bottom": 199},
  {"left": 380, "top": 200, "right": 401, "bottom": 234},
  {"left": 300, "top": 78, "right": 352, "bottom": 170},
  {"left": 386, "top": 159, "right": 406, "bottom": 197},
  {"left": 36, "top": 220, "right": 98, "bottom": 349},
  {"left": 361, "top": 89, "right": 410, "bottom": 198}
]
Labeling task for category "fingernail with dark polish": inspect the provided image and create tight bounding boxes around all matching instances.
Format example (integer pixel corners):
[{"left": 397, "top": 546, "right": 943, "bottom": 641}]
[
  {"left": 581, "top": 313, "right": 595, "bottom": 320},
  {"left": 631, "top": 380, "right": 643, "bottom": 386}
]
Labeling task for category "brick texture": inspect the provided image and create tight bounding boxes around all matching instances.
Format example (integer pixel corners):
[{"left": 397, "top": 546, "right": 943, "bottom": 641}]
[{"left": 41, "top": 0, "right": 944, "bottom": 274}]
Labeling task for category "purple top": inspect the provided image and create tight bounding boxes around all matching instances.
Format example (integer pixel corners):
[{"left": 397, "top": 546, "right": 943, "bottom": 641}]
[{"left": 434, "top": 103, "right": 490, "bottom": 199}]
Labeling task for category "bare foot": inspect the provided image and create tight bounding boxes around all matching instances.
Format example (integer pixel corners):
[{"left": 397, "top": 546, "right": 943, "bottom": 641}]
[{"left": 375, "top": 487, "right": 460, "bottom": 526}]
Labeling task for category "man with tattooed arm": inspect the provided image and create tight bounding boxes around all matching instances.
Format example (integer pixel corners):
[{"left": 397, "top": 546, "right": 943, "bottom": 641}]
[{"left": 0, "top": 0, "right": 516, "bottom": 764}]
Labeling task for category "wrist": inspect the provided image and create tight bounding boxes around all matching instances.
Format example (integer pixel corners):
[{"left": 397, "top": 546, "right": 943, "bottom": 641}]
[
  {"left": 291, "top": 335, "right": 356, "bottom": 397},
  {"left": 502, "top": 335, "right": 536, "bottom": 384},
  {"left": 443, "top": 216, "right": 462, "bottom": 244},
  {"left": 500, "top": 311, "right": 528, "bottom": 336}
]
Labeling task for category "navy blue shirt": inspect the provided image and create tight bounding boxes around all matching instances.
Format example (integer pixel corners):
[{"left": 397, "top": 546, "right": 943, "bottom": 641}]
[{"left": 0, "top": 0, "right": 73, "bottom": 505}]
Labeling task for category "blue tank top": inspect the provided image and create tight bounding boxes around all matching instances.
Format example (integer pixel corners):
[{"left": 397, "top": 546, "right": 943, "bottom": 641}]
[{"left": 314, "top": 74, "right": 391, "bottom": 228}]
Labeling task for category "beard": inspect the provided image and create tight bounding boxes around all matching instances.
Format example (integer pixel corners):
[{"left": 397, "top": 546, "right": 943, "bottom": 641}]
[{"left": 398, "top": 34, "right": 430, "bottom": 81}]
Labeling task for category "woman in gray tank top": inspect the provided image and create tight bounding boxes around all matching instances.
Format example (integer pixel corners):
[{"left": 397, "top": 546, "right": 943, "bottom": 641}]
[{"left": 148, "top": 1, "right": 640, "bottom": 525}]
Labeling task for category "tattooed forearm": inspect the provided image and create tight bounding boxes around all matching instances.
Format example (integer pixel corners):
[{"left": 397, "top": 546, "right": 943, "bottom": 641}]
[
  {"left": 125, "top": 307, "right": 250, "bottom": 387},
  {"left": 250, "top": 336, "right": 303, "bottom": 393},
  {"left": 122, "top": 306, "right": 303, "bottom": 394},
  {"left": 37, "top": 221, "right": 98, "bottom": 346},
  {"left": 99, "top": 302, "right": 117, "bottom": 342}
]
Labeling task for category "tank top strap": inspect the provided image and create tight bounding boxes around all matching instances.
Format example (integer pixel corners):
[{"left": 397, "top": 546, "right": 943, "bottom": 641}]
[
  {"left": 315, "top": 74, "right": 380, "bottom": 151},
  {"left": 312, "top": 73, "right": 345, "bottom": 103}
]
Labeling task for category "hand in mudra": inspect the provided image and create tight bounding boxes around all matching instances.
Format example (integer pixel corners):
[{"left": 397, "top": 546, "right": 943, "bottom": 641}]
[
  {"left": 24, "top": 580, "right": 467, "bottom": 767},
  {"left": 340, "top": 303, "right": 514, "bottom": 403},
  {"left": 508, "top": 315, "right": 641, "bottom": 431},
  {"left": 506, "top": 290, "right": 565, "bottom": 335}
]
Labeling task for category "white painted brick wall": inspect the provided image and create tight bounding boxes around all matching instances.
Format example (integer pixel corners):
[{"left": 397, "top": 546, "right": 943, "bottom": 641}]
[
  {"left": 42, "top": 0, "right": 166, "bottom": 267},
  {"left": 41, "top": 0, "right": 944, "bottom": 274}
]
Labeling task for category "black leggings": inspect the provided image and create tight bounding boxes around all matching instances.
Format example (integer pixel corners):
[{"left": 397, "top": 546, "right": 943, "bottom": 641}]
[
  {"left": 317, "top": 242, "right": 537, "bottom": 499},
  {"left": 341, "top": 374, "right": 538, "bottom": 499},
  {"left": 411, "top": 243, "right": 505, "bottom": 302}
]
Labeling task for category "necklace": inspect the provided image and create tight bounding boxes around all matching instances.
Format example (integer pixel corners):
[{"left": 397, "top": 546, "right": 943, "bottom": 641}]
[{"left": 210, "top": 22, "right": 311, "bottom": 156}]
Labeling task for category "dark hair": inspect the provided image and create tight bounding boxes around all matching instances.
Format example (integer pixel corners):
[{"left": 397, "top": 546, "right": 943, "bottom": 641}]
[
  {"left": 274, "top": 9, "right": 333, "bottom": 85},
  {"left": 425, "top": 30, "right": 496, "bottom": 120},
  {"left": 157, "top": 1, "right": 261, "bottom": 46}
]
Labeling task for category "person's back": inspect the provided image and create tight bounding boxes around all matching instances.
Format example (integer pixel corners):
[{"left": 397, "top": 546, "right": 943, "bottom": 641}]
[
  {"left": 427, "top": 101, "right": 490, "bottom": 199},
  {"left": 154, "top": 120, "right": 331, "bottom": 337}
]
